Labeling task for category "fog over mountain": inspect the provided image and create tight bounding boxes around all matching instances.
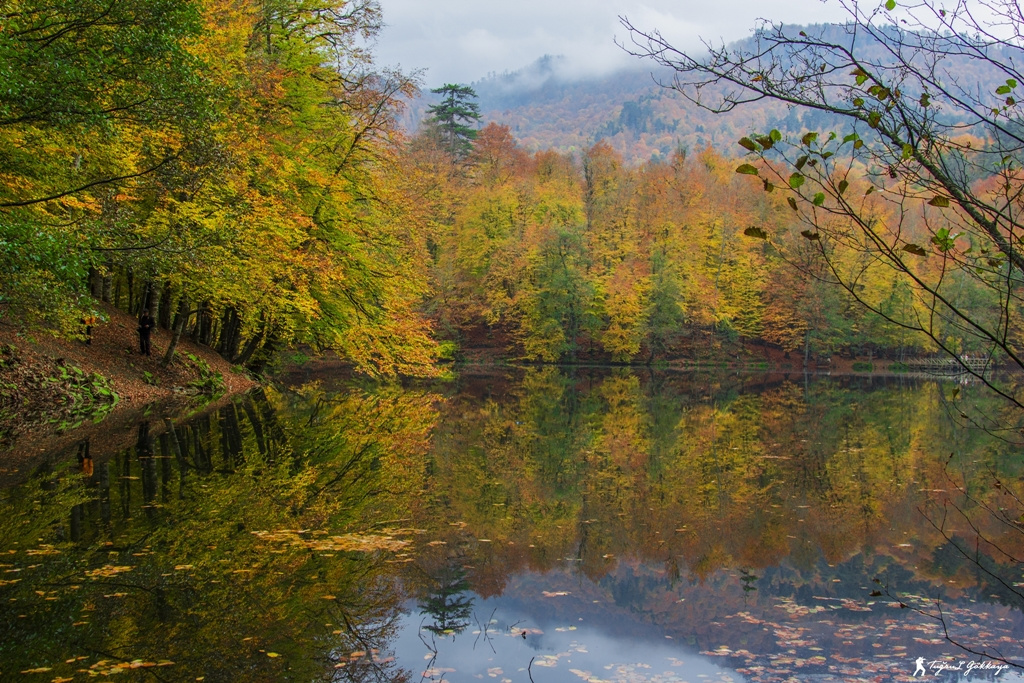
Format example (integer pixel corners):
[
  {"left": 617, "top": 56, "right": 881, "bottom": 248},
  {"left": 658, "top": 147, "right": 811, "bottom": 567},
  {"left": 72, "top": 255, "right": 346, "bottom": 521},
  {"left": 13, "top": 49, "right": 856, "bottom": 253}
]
[
  {"left": 373, "top": 0, "right": 853, "bottom": 87},
  {"left": 400, "top": 22, "right": 1015, "bottom": 165}
]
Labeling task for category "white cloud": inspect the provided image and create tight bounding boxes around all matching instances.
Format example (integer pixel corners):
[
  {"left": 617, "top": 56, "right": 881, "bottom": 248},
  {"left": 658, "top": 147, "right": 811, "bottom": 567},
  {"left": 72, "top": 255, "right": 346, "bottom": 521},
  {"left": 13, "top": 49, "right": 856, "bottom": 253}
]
[{"left": 373, "top": 0, "right": 852, "bottom": 86}]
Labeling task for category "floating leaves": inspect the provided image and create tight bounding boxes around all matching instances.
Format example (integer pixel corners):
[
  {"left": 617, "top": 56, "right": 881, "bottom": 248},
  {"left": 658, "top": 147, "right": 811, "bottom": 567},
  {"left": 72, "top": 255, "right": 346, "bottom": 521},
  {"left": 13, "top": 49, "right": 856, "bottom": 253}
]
[
  {"left": 83, "top": 565, "right": 133, "bottom": 579},
  {"left": 251, "top": 529, "right": 410, "bottom": 553}
]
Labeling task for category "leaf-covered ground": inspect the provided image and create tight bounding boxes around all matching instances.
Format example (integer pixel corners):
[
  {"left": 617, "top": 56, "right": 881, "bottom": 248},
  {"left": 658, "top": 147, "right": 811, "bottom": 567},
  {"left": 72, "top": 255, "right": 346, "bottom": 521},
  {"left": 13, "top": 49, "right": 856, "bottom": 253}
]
[{"left": 0, "top": 303, "right": 255, "bottom": 450}]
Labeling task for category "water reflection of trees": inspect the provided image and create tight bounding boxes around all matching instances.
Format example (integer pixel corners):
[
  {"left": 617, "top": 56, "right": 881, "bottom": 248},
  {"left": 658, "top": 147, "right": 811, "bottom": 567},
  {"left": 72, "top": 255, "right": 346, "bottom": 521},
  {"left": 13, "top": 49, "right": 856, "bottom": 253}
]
[
  {"left": 418, "top": 563, "right": 474, "bottom": 637},
  {"left": 0, "top": 384, "right": 437, "bottom": 682},
  {"left": 4, "top": 368, "right": 1024, "bottom": 679},
  {"left": 417, "top": 367, "right": 1024, "bottom": 670}
]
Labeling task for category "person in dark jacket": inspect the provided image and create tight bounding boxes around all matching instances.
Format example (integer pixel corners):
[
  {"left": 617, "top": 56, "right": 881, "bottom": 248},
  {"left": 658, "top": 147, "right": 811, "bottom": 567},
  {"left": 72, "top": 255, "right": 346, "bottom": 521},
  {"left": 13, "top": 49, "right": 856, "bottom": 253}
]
[{"left": 138, "top": 309, "right": 153, "bottom": 356}]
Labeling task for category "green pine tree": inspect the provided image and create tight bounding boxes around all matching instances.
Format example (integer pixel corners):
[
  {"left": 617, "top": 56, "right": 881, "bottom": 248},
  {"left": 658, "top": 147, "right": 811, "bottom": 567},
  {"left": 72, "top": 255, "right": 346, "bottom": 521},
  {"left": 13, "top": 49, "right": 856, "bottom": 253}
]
[{"left": 426, "top": 83, "right": 481, "bottom": 157}]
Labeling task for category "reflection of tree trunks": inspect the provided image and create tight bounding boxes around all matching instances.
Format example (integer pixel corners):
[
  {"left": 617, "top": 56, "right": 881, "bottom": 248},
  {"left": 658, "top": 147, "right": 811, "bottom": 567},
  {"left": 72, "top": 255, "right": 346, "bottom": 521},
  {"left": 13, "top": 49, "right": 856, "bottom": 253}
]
[
  {"left": 227, "top": 403, "right": 244, "bottom": 464},
  {"left": 252, "top": 387, "right": 286, "bottom": 455},
  {"left": 218, "top": 404, "right": 244, "bottom": 469},
  {"left": 99, "top": 458, "right": 111, "bottom": 527},
  {"left": 159, "top": 432, "right": 172, "bottom": 503},
  {"left": 164, "top": 419, "right": 187, "bottom": 499},
  {"left": 70, "top": 503, "right": 81, "bottom": 542},
  {"left": 119, "top": 449, "right": 131, "bottom": 520},
  {"left": 241, "top": 396, "right": 267, "bottom": 456},
  {"left": 193, "top": 422, "right": 210, "bottom": 473},
  {"left": 137, "top": 422, "right": 156, "bottom": 518}
]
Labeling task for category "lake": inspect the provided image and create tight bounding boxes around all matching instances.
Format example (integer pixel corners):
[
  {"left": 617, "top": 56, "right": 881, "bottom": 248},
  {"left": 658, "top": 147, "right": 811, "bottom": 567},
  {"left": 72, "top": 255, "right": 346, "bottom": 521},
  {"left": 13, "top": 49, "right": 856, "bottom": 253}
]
[{"left": 2, "top": 367, "right": 1023, "bottom": 682}]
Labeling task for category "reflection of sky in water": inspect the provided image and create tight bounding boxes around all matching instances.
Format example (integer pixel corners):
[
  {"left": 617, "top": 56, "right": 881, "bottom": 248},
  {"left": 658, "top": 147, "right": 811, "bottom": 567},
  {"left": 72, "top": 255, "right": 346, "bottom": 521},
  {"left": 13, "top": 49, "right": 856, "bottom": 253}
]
[
  {"left": 393, "top": 565, "right": 1024, "bottom": 683},
  {"left": 394, "top": 595, "right": 744, "bottom": 683}
]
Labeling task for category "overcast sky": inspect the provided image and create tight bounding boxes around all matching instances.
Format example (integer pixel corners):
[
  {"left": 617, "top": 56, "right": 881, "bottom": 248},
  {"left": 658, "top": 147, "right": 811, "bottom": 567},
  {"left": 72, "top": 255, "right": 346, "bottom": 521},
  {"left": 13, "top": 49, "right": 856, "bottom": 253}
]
[{"left": 372, "top": 0, "right": 853, "bottom": 87}]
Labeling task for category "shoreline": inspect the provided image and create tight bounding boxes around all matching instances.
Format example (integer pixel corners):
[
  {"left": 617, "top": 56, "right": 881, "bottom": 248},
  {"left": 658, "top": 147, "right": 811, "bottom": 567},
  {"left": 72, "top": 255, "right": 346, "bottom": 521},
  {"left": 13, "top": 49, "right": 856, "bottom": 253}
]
[{"left": 0, "top": 302, "right": 258, "bottom": 455}]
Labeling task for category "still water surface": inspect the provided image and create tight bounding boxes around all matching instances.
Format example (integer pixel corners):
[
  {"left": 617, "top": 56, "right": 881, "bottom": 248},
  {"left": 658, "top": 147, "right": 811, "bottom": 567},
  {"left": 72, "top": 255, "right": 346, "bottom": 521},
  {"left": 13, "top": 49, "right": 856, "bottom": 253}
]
[{"left": 2, "top": 368, "right": 1023, "bottom": 682}]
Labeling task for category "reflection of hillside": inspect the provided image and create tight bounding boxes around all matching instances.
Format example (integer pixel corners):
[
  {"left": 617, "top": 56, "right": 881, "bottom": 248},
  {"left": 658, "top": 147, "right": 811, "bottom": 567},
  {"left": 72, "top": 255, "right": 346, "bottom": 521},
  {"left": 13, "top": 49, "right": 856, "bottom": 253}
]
[
  {"left": 415, "top": 367, "right": 1024, "bottom": 673},
  {"left": 4, "top": 368, "right": 1023, "bottom": 680},
  {"left": 0, "top": 384, "right": 440, "bottom": 681}
]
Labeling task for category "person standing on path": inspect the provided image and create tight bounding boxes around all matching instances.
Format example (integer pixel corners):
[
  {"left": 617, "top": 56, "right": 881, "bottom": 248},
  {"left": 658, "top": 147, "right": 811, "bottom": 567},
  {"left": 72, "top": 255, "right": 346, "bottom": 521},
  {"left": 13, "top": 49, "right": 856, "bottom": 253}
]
[{"left": 138, "top": 309, "right": 153, "bottom": 357}]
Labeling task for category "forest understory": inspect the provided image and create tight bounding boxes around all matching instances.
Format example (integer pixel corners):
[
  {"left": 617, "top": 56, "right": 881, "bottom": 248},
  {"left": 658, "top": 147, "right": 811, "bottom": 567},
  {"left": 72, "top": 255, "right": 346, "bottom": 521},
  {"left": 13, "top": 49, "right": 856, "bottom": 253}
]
[{"left": 0, "top": 303, "right": 255, "bottom": 453}]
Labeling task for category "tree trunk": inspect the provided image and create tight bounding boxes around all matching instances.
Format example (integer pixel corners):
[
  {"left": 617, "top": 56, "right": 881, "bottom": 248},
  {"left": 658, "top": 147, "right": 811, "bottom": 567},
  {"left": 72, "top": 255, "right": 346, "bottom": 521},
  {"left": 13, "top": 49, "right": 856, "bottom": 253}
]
[
  {"left": 127, "top": 269, "right": 135, "bottom": 314},
  {"left": 147, "top": 281, "right": 161, "bottom": 324},
  {"left": 162, "top": 295, "right": 190, "bottom": 367},
  {"left": 234, "top": 315, "right": 266, "bottom": 366},
  {"left": 158, "top": 283, "right": 172, "bottom": 329},
  {"left": 247, "top": 324, "right": 279, "bottom": 374},
  {"left": 216, "top": 307, "right": 235, "bottom": 356},
  {"left": 199, "top": 302, "right": 214, "bottom": 346},
  {"left": 139, "top": 280, "right": 153, "bottom": 320},
  {"left": 88, "top": 267, "right": 102, "bottom": 298},
  {"left": 191, "top": 301, "right": 212, "bottom": 345},
  {"left": 101, "top": 271, "right": 112, "bottom": 303}
]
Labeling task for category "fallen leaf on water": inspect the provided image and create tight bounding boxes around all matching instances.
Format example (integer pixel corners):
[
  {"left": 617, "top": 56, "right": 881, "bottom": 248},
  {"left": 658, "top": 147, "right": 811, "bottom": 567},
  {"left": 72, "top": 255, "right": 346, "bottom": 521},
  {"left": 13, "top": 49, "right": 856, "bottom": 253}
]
[
  {"left": 266, "top": 652, "right": 280, "bottom": 658},
  {"left": 20, "top": 668, "right": 52, "bottom": 674}
]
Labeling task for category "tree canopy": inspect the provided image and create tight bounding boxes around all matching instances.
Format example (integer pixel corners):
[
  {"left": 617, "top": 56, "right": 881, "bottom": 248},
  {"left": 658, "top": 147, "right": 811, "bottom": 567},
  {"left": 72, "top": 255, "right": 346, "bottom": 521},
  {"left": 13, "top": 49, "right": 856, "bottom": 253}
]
[
  {"left": 622, "top": 0, "right": 1024, "bottom": 411},
  {"left": 0, "top": 0, "right": 437, "bottom": 377},
  {"left": 426, "top": 83, "right": 482, "bottom": 157}
]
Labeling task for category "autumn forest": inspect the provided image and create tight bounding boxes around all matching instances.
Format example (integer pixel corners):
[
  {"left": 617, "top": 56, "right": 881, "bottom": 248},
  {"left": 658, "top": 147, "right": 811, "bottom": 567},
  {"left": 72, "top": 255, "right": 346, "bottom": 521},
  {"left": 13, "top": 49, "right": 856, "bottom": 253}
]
[
  {"left": 4, "top": 0, "right": 1018, "bottom": 381},
  {"left": 6, "top": 0, "right": 1024, "bottom": 679}
]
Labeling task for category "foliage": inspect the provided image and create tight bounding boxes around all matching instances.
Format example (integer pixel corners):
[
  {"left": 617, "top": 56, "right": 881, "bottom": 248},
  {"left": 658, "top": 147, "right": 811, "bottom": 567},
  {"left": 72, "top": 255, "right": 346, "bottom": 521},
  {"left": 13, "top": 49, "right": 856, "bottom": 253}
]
[
  {"left": 184, "top": 353, "right": 224, "bottom": 397},
  {"left": 0, "top": 344, "right": 118, "bottom": 442},
  {"left": 410, "top": 128, "right": 943, "bottom": 364},
  {"left": 426, "top": 83, "right": 483, "bottom": 158},
  {"left": 0, "top": 0, "right": 438, "bottom": 378},
  {"left": 0, "top": 384, "right": 439, "bottom": 679},
  {"left": 621, "top": 1, "right": 1024, "bottom": 408}
]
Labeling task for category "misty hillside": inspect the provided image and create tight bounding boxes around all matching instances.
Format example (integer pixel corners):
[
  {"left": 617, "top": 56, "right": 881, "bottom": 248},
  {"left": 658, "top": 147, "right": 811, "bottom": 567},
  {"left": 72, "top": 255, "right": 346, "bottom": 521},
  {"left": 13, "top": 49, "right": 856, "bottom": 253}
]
[
  {"left": 401, "top": 56, "right": 789, "bottom": 164},
  {"left": 401, "top": 22, "right": 1012, "bottom": 164}
]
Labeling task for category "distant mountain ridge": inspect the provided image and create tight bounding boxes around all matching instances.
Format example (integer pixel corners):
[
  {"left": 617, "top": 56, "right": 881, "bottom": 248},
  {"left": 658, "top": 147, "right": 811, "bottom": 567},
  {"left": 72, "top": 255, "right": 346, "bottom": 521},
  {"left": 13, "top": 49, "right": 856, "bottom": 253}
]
[
  {"left": 400, "top": 22, "right": 1010, "bottom": 164},
  {"left": 398, "top": 24, "right": 840, "bottom": 162}
]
